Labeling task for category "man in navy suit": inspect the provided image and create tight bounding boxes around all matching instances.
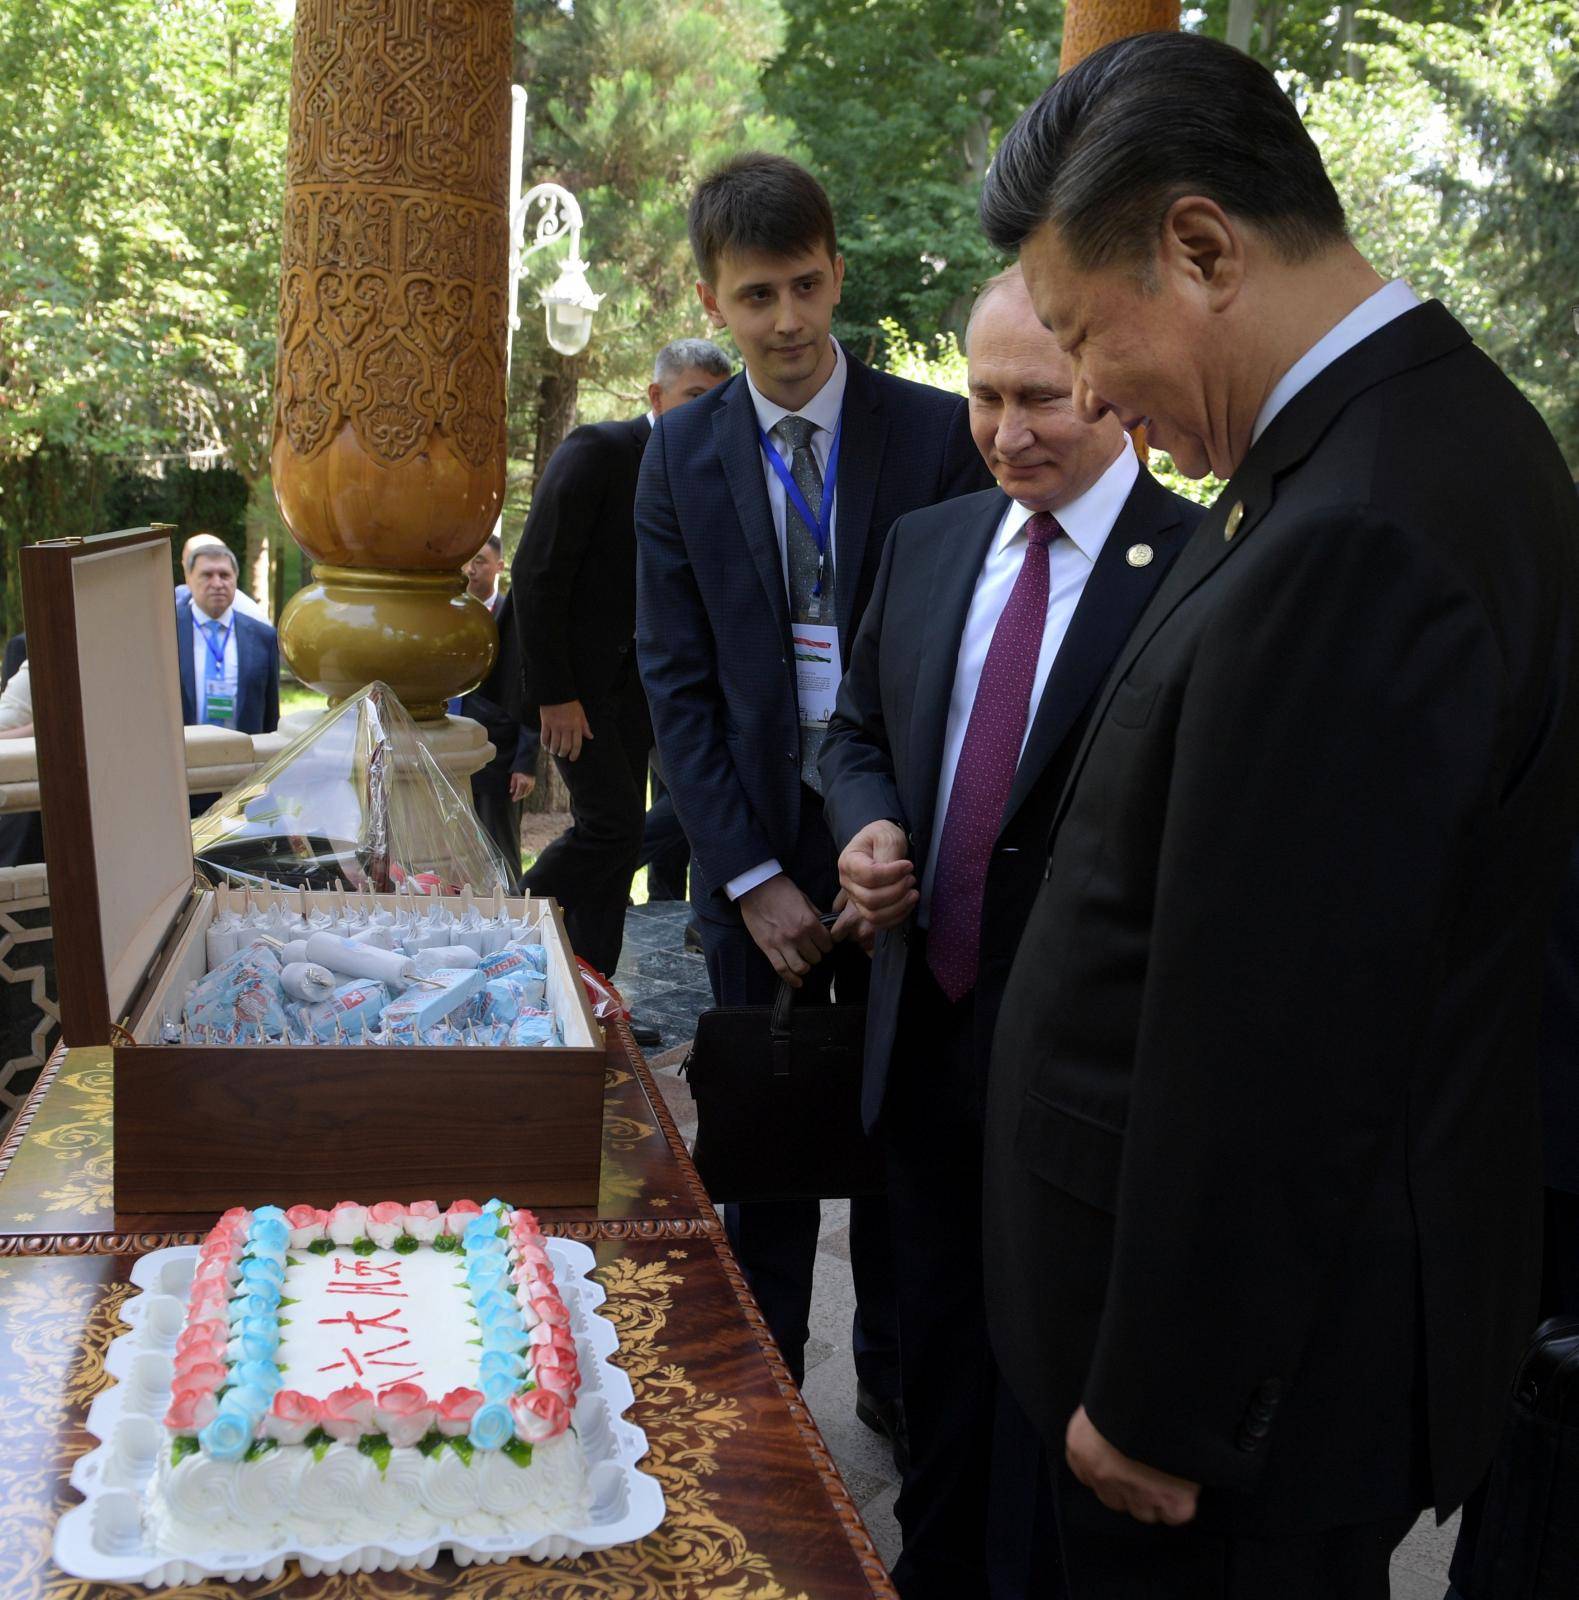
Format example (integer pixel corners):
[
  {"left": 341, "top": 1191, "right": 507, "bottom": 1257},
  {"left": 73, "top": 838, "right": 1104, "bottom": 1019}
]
[
  {"left": 821, "top": 266, "right": 1203, "bottom": 1599},
  {"left": 636, "top": 153, "right": 991, "bottom": 1441},
  {"left": 177, "top": 543, "right": 280, "bottom": 807}
]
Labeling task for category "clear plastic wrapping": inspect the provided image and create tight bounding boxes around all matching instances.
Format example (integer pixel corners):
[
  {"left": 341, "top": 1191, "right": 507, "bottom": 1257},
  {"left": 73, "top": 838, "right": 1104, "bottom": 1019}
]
[{"left": 191, "top": 683, "right": 515, "bottom": 897}]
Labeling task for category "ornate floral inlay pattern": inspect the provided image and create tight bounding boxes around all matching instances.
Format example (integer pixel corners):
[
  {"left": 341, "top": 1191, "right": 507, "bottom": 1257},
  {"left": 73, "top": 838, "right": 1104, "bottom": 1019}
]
[{"left": 272, "top": 0, "right": 510, "bottom": 470}]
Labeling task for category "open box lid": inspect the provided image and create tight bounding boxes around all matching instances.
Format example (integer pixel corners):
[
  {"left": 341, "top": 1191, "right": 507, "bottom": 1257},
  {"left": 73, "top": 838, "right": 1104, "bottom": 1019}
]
[{"left": 22, "top": 528, "right": 196, "bottom": 1046}]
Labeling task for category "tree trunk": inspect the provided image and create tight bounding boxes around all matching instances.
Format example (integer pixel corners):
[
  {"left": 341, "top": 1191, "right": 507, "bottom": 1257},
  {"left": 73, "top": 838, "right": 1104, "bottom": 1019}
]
[
  {"left": 1227, "top": 0, "right": 1256, "bottom": 54},
  {"left": 1338, "top": 3, "right": 1361, "bottom": 77},
  {"left": 530, "top": 357, "right": 581, "bottom": 495}
]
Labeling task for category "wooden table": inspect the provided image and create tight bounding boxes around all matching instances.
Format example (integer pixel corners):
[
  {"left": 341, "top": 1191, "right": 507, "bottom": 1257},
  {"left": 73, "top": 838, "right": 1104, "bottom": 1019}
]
[
  {"left": 0, "top": 1026, "right": 718, "bottom": 1252},
  {"left": 0, "top": 1025, "right": 897, "bottom": 1600}
]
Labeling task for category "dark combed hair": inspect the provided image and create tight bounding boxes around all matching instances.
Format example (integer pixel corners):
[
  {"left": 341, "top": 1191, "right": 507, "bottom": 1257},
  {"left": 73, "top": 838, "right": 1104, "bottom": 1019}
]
[
  {"left": 688, "top": 153, "right": 839, "bottom": 284},
  {"left": 980, "top": 32, "right": 1347, "bottom": 270}
]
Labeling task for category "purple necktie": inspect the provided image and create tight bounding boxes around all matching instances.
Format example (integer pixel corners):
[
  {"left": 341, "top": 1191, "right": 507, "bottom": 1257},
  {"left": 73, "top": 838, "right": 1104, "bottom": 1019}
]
[{"left": 928, "top": 511, "right": 1059, "bottom": 1002}]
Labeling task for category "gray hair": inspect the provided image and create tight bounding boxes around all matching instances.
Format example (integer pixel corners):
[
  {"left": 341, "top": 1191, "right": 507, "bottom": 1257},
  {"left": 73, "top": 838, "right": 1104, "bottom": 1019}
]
[
  {"left": 653, "top": 338, "right": 732, "bottom": 386},
  {"left": 185, "top": 539, "right": 238, "bottom": 576},
  {"left": 963, "top": 266, "right": 1026, "bottom": 356}
]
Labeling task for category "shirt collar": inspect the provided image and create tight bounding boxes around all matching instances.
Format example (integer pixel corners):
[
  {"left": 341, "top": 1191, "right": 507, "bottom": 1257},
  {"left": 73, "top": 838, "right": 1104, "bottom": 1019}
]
[
  {"left": 997, "top": 441, "right": 1140, "bottom": 563},
  {"left": 197, "top": 604, "right": 235, "bottom": 631},
  {"left": 1253, "top": 279, "right": 1420, "bottom": 444},
  {"left": 746, "top": 338, "right": 848, "bottom": 442}
]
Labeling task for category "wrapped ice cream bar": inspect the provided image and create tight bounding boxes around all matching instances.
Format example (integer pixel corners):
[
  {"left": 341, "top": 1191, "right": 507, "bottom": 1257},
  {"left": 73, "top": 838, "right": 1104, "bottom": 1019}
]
[
  {"left": 303, "top": 931, "right": 415, "bottom": 986},
  {"left": 280, "top": 939, "right": 311, "bottom": 965},
  {"left": 475, "top": 977, "right": 523, "bottom": 1025},
  {"left": 280, "top": 961, "right": 337, "bottom": 1003},
  {"left": 295, "top": 980, "right": 389, "bottom": 1040},
  {"left": 381, "top": 966, "right": 483, "bottom": 1035},
  {"left": 507, "top": 1009, "right": 559, "bottom": 1047},
  {"left": 184, "top": 946, "right": 288, "bottom": 1039},
  {"left": 412, "top": 944, "right": 483, "bottom": 974}
]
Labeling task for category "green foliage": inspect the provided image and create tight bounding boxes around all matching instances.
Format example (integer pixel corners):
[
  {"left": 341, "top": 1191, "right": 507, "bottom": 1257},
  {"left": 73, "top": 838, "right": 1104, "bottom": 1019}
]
[
  {"left": 879, "top": 320, "right": 968, "bottom": 397},
  {"left": 1302, "top": 1, "right": 1579, "bottom": 464},
  {"left": 763, "top": 0, "right": 1062, "bottom": 358}
]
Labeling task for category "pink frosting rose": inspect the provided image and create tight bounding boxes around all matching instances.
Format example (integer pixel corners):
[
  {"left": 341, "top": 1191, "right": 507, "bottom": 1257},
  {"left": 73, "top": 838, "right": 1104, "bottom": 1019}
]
[
  {"left": 510, "top": 1388, "right": 570, "bottom": 1442},
  {"left": 443, "top": 1199, "right": 482, "bottom": 1237},
  {"left": 434, "top": 1387, "right": 485, "bottom": 1437},
  {"left": 374, "top": 1382, "right": 436, "bottom": 1447},
  {"left": 176, "top": 1319, "right": 229, "bottom": 1358},
  {"left": 285, "top": 1204, "right": 329, "bottom": 1247},
  {"left": 530, "top": 1293, "right": 570, "bottom": 1328},
  {"left": 186, "top": 1281, "right": 230, "bottom": 1321},
  {"left": 326, "top": 1201, "right": 368, "bottom": 1246},
  {"left": 216, "top": 1207, "right": 250, "bottom": 1231},
  {"left": 165, "top": 1386, "right": 219, "bottom": 1432},
  {"left": 173, "top": 1357, "right": 228, "bottom": 1393},
  {"left": 534, "top": 1362, "right": 578, "bottom": 1401},
  {"left": 404, "top": 1200, "right": 444, "bottom": 1244},
  {"left": 191, "top": 1255, "right": 239, "bottom": 1291},
  {"left": 321, "top": 1384, "right": 376, "bottom": 1441},
  {"left": 365, "top": 1200, "right": 407, "bottom": 1249},
  {"left": 264, "top": 1389, "right": 324, "bottom": 1445}
]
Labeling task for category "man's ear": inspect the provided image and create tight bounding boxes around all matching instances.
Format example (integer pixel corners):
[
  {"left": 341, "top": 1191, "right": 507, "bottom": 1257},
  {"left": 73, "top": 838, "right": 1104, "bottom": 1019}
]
[
  {"left": 831, "top": 252, "right": 845, "bottom": 307},
  {"left": 1158, "top": 196, "right": 1244, "bottom": 311},
  {"left": 696, "top": 278, "right": 727, "bottom": 329},
  {"left": 646, "top": 381, "right": 665, "bottom": 416}
]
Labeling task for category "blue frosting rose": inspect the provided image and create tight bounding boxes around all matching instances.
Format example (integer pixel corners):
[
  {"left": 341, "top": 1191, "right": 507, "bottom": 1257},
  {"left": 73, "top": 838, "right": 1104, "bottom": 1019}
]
[
  {"left": 231, "top": 1361, "right": 282, "bottom": 1396},
  {"left": 227, "top": 1289, "right": 280, "bottom": 1322},
  {"left": 467, "top": 1401, "right": 515, "bottom": 1451},
  {"left": 480, "top": 1323, "right": 529, "bottom": 1354},
  {"left": 480, "top": 1371, "right": 518, "bottom": 1404},
  {"left": 229, "top": 1331, "right": 280, "bottom": 1365},
  {"left": 478, "top": 1349, "right": 525, "bottom": 1383},
  {"left": 240, "top": 1256, "right": 285, "bottom": 1290},
  {"left": 251, "top": 1204, "right": 288, "bottom": 1226},
  {"left": 199, "top": 1410, "right": 254, "bottom": 1462},
  {"left": 248, "top": 1216, "right": 290, "bottom": 1253}
]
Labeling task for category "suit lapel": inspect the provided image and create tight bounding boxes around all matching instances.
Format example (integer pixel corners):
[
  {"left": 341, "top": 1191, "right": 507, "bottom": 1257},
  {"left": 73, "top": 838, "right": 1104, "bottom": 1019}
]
[
  {"left": 905, "top": 490, "right": 1009, "bottom": 862},
  {"left": 233, "top": 618, "right": 256, "bottom": 730},
  {"left": 713, "top": 378, "right": 792, "bottom": 647},
  {"left": 176, "top": 603, "right": 196, "bottom": 721},
  {"left": 1002, "top": 471, "right": 1189, "bottom": 826},
  {"left": 833, "top": 356, "right": 887, "bottom": 656}
]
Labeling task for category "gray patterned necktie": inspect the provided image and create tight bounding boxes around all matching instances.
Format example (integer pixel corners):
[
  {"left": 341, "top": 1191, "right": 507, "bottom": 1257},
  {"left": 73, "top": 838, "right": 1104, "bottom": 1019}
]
[{"left": 776, "top": 414, "right": 835, "bottom": 793}]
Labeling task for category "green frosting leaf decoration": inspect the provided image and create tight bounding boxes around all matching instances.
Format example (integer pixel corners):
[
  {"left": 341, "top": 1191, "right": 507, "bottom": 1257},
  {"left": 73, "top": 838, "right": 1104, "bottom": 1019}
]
[
  {"left": 286, "top": 1255, "right": 302, "bottom": 1267},
  {"left": 467, "top": 1337, "right": 483, "bottom": 1346},
  {"left": 307, "top": 1239, "right": 334, "bottom": 1256},
  {"left": 393, "top": 1234, "right": 419, "bottom": 1255},
  {"left": 447, "top": 1436, "right": 475, "bottom": 1466},
  {"left": 244, "top": 1439, "right": 279, "bottom": 1462},
  {"left": 501, "top": 1437, "right": 534, "bottom": 1469},
  {"left": 416, "top": 1430, "right": 446, "bottom": 1457},
  {"left": 278, "top": 1297, "right": 298, "bottom": 1308},
  {"left": 432, "top": 1234, "right": 459, "bottom": 1253},
  {"left": 357, "top": 1433, "right": 392, "bottom": 1473},
  {"left": 171, "top": 1435, "right": 200, "bottom": 1467},
  {"left": 312, "top": 1439, "right": 331, "bottom": 1463},
  {"left": 352, "top": 1237, "right": 377, "bottom": 1257},
  {"left": 303, "top": 1426, "right": 331, "bottom": 1453}
]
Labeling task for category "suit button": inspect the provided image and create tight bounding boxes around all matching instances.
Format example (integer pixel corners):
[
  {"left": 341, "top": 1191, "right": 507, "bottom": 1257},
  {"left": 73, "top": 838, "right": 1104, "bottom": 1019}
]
[{"left": 786, "top": 750, "right": 797, "bottom": 764}]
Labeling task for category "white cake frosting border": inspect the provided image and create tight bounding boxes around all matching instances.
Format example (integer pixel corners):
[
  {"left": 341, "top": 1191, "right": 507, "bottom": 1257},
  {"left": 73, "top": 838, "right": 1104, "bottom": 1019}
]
[{"left": 53, "top": 1239, "right": 665, "bottom": 1587}]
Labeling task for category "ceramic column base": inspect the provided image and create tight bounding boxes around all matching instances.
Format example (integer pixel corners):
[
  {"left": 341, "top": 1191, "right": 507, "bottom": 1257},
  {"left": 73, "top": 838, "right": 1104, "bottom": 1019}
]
[{"left": 278, "top": 566, "right": 498, "bottom": 722}]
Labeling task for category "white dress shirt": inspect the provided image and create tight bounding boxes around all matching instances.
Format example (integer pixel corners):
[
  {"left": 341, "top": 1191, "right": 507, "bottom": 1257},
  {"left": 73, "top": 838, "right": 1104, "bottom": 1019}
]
[
  {"left": 191, "top": 604, "right": 239, "bottom": 726},
  {"left": 919, "top": 441, "right": 1140, "bottom": 922},
  {"left": 1253, "top": 279, "right": 1420, "bottom": 445},
  {"left": 726, "top": 340, "right": 850, "bottom": 903},
  {"left": 0, "top": 659, "right": 30, "bottom": 731}
]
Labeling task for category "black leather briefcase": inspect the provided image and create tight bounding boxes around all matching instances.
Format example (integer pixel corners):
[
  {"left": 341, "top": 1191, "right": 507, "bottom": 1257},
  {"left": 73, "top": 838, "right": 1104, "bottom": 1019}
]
[
  {"left": 1460, "top": 1316, "right": 1579, "bottom": 1598},
  {"left": 682, "top": 975, "right": 884, "bottom": 1204}
]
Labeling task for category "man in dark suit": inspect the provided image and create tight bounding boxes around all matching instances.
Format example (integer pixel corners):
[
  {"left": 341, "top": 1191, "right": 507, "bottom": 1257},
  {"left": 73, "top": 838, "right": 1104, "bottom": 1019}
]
[
  {"left": 515, "top": 339, "right": 732, "bottom": 981},
  {"left": 821, "top": 264, "right": 1203, "bottom": 1599},
  {"left": 176, "top": 543, "right": 279, "bottom": 737},
  {"left": 453, "top": 534, "right": 537, "bottom": 886},
  {"left": 976, "top": 33, "right": 1579, "bottom": 1598},
  {"left": 636, "top": 153, "right": 993, "bottom": 1438}
]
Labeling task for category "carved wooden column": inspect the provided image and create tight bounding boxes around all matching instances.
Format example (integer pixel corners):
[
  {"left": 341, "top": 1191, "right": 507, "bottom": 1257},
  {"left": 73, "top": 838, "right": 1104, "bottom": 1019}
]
[
  {"left": 1060, "top": 0, "right": 1179, "bottom": 71},
  {"left": 271, "top": 0, "right": 511, "bottom": 721}
]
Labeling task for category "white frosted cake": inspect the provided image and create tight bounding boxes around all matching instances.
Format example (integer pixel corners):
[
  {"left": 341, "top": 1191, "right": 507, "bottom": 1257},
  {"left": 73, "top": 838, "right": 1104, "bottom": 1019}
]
[{"left": 150, "top": 1200, "right": 590, "bottom": 1555}]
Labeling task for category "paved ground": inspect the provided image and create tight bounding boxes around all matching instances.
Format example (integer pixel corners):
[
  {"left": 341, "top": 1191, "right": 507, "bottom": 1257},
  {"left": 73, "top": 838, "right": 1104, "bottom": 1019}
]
[{"left": 594, "top": 891, "right": 1459, "bottom": 1594}]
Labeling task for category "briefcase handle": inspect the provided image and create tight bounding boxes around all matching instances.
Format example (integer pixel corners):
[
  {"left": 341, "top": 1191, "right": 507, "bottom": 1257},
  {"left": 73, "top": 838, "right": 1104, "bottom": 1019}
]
[{"left": 768, "top": 913, "right": 840, "bottom": 1078}]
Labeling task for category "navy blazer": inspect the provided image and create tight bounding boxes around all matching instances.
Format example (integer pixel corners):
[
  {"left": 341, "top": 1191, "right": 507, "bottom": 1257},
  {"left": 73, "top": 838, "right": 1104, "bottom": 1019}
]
[
  {"left": 820, "top": 470, "right": 1203, "bottom": 1128},
  {"left": 176, "top": 599, "right": 280, "bottom": 735},
  {"left": 635, "top": 350, "right": 992, "bottom": 904}
]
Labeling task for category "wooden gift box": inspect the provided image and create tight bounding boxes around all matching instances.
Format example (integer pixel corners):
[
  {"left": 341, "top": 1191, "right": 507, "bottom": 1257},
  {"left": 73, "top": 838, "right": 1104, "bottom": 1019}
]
[{"left": 21, "top": 528, "right": 605, "bottom": 1215}]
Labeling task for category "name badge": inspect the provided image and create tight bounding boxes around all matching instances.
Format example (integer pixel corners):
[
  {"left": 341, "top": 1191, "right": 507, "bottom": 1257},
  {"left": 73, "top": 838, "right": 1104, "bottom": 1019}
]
[
  {"left": 203, "top": 678, "right": 236, "bottom": 727},
  {"left": 793, "top": 623, "right": 842, "bottom": 728}
]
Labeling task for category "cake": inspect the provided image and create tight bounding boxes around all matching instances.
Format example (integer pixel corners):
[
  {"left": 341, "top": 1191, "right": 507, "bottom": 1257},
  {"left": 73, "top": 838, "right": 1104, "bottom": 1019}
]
[{"left": 149, "top": 1199, "right": 592, "bottom": 1556}]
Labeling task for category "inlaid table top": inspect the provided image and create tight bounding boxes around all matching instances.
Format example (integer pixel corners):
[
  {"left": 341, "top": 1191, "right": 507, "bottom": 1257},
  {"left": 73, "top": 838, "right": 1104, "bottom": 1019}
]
[
  {"left": 0, "top": 1025, "right": 719, "bottom": 1254},
  {"left": 0, "top": 1236, "right": 895, "bottom": 1600}
]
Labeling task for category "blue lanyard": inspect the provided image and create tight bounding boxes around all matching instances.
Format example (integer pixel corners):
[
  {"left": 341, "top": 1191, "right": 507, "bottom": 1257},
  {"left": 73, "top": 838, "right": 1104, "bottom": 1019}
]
[
  {"left": 202, "top": 619, "right": 233, "bottom": 675},
  {"left": 758, "top": 415, "right": 843, "bottom": 597}
]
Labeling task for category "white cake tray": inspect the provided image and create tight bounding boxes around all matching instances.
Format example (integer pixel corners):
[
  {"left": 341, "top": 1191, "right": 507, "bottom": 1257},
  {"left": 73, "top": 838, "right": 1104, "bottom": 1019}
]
[{"left": 53, "top": 1239, "right": 665, "bottom": 1587}]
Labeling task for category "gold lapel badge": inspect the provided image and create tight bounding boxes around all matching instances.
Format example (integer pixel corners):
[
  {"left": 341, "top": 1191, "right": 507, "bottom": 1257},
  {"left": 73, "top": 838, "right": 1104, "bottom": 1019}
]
[
  {"left": 1224, "top": 501, "right": 1245, "bottom": 541},
  {"left": 1125, "top": 543, "right": 1154, "bottom": 568}
]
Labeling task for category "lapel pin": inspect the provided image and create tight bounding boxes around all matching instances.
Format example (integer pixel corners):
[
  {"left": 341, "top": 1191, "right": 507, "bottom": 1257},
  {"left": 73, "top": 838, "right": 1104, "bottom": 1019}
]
[
  {"left": 1224, "top": 501, "right": 1245, "bottom": 541},
  {"left": 1125, "top": 543, "right": 1154, "bottom": 568}
]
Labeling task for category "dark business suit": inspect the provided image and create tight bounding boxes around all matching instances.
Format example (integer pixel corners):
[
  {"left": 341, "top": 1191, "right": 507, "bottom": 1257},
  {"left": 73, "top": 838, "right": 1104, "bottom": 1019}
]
[
  {"left": 176, "top": 600, "right": 279, "bottom": 736},
  {"left": 637, "top": 348, "right": 992, "bottom": 1388},
  {"left": 460, "top": 589, "right": 537, "bottom": 887},
  {"left": 516, "top": 416, "right": 653, "bottom": 978},
  {"left": 821, "top": 469, "right": 1201, "bottom": 1598},
  {"left": 985, "top": 301, "right": 1579, "bottom": 1597}
]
